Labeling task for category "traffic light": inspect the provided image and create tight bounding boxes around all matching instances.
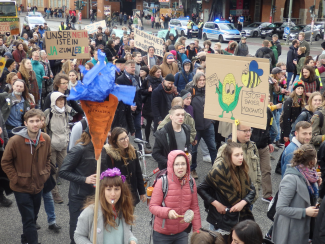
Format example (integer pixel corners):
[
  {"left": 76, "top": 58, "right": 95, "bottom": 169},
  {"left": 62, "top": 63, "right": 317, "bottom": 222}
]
[
  {"left": 74, "top": 0, "right": 80, "bottom": 10},
  {"left": 197, "top": 3, "right": 202, "bottom": 12},
  {"left": 272, "top": 5, "right": 276, "bottom": 12},
  {"left": 80, "top": 1, "right": 86, "bottom": 10},
  {"left": 310, "top": 5, "right": 315, "bottom": 14}
]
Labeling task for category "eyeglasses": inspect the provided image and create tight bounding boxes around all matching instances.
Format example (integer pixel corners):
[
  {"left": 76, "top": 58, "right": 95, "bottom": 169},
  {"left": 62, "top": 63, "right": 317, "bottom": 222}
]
[
  {"left": 174, "top": 163, "right": 186, "bottom": 168},
  {"left": 60, "top": 82, "right": 69, "bottom": 85},
  {"left": 238, "top": 129, "right": 253, "bottom": 134},
  {"left": 118, "top": 135, "right": 129, "bottom": 142}
]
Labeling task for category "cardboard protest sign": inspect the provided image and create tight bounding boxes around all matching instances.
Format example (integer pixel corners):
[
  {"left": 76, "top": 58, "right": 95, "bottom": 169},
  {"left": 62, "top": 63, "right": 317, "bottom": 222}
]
[
  {"left": 45, "top": 30, "right": 90, "bottom": 60},
  {"left": 85, "top": 20, "right": 106, "bottom": 34},
  {"left": 134, "top": 28, "right": 164, "bottom": 57},
  {"left": 0, "top": 57, "right": 6, "bottom": 77},
  {"left": 0, "top": 18, "right": 19, "bottom": 35},
  {"left": 204, "top": 54, "right": 270, "bottom": 130}
]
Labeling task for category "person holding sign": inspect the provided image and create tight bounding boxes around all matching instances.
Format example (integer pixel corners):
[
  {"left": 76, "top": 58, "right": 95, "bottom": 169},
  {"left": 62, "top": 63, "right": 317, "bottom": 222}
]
[
  {"left": 74, "top": 167, "right": 137, "bottom": 244},
  {"left": 143, "top": 46, "right": 162, "bottom": 69}
]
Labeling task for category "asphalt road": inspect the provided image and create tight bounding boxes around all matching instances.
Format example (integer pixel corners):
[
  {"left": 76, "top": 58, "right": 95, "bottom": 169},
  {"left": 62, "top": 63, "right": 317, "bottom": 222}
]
[{"left": 0, "top": 14, "right": 313, "bottom": 243}]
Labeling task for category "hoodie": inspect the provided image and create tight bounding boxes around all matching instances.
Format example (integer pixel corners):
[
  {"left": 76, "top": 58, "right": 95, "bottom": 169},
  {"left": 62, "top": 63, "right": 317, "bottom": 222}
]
[
  {"left": 174, "top": 59, "right": 194, "bottom": 93},
  {"left": 234, "top": 40, "right": 249, "bottom": 56},
  {"left": 45, "top": 92, "right": 71, "bottom": 151},
  {"left": 159, "top": 52, "right": 179, "bottom": 78},
  {"left": 1, "top": 126, "right": 51, "bottom": 194}
]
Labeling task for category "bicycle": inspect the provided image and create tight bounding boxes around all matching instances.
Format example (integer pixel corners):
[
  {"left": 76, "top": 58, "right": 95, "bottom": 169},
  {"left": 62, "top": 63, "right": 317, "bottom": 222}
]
[{"left": 134, "top": 138, "right": 159, "bottom": 187}]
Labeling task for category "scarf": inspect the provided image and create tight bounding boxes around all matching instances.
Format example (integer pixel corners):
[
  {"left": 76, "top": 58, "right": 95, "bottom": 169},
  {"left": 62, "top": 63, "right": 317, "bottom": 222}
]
[
  {"left": 165, "top": 121, "right": 178, "bottom": 151},
  {"left": 55, "top": 105, "right": 65, "bottom": 113},
  {"left": 295, "top": 164, "right": 319, "bottom": 198},
  {"left": 124, "top": 70, "right": 139, "bottom": 91},
  {"left": 177, "top": 172, "right": 189, "bottom": 186},
  {"left": 161, "top": 81, "right": 177, "bottom": 95}
]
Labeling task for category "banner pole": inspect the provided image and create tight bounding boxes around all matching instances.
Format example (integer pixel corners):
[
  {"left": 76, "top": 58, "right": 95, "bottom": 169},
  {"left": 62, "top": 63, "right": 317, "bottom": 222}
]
[
  {"left": 92, "top": 154, "right": 102, "bottom": 244},
  {"left": 232, "top": 123, "right": 237, "bottom": 142}
]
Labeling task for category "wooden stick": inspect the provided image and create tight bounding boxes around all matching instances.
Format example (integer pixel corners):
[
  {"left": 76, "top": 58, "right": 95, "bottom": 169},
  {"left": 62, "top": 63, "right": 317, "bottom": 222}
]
[
  {"left": 92, "top": 154, "right": 102, "bottom": 244},
  {"left": 232, "top": 123, "right": 237, "bottom": 142}
]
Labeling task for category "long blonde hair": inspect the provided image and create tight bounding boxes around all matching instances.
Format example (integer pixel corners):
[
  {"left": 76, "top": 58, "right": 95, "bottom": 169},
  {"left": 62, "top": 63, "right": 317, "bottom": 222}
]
[
  {"left": 305, "top": 91, "right": 323, "bottom": 112},
  {"left": 60, "top": 60, "right": 72, "bottom": 74}
]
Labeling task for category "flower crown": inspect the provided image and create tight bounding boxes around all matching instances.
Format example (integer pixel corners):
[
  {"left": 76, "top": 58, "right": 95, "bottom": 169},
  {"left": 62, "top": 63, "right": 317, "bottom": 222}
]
[{"left": 100, "top": 167, "right": 126, "bottom": 182}]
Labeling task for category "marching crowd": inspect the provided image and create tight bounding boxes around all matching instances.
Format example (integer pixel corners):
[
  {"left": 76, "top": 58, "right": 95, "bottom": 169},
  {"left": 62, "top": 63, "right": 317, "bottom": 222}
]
[{"left": 1, "top": 18, "right": 325, "bottom": 244}]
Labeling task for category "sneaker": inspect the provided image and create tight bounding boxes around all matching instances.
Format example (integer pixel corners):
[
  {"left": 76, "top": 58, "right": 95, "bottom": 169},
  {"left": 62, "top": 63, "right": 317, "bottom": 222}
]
[
  {"left": 203, "top": 155, "right": 211, "bottom": 163},
  {"left": 52, "top": 193, "right": 64, "bottom": 204},
  {"left": 146, "top": 143, "right": 152, "bottom": 149},
  {"left": 264, "top": 233, "right": 272, "bottom": 240},
  {"left": 49, "top": 223, "right": 61, "bottom": 233},
  {"left": 262, "top": 196, "right": 273, "bottom": 203},
  {"left": 270, "top": 155, "right": 275, "bottom": 160},
  {"left": 191, "top": 170, "right": 198, "bottom": 179},
  {"left": 144, "top": 148, "right": 152, "bottom": 154},
  {"left": 0, "top": 194, "right": 13, "bottom": 207},
  {"left": 275, "top": 140, "right": 283, "bottom": 148}
]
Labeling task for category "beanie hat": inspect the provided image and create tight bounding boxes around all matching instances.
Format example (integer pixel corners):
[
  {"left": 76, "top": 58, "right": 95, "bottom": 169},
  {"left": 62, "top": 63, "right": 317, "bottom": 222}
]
[
  {"left": 5, "top": 58, "right": 15, "bottom": 68},
  {"left": 180, "top": 89, "right": 191, "bottom": 100},
  {"left": 170, "top": 50, "right": 177, "bottom": 57},
  {"left": 4, "top": 52, "right": 12, "bottom": 59},
  {"left": 168, "top": 45, "right": 175, "bottom": 51},
  {"left": 321, "top": 41, "right": 325, "bottom": 50},
  {"left": 165, "top": 73, "right": 175, "bottom": 82},
  {"left": 140, "top": 66, "right": 149, "bottom": 74},
  {"left": 271, "top": 67, "right": 282, "bottom": 75},
  {"left": 293, "top": 80, "right": 305, "bottom": 91}
]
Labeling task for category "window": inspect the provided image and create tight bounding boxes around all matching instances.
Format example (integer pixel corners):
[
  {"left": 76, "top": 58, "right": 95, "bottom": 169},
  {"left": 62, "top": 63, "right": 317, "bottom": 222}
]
[{"left": 215, "top": 24, "right": 219, "bottom": 29}]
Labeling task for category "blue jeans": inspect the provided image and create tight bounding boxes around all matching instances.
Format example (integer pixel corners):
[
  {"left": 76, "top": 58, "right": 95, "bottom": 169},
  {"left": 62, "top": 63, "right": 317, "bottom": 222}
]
[
  {"left": 294, "top": 74, "right": 300, "bottom": 81},
  {"left": 133, "top": 112, "right": 143, "bottom": 150},
  {"left": 275, "top": 108, "right": 282, "bottom": 141},
  {"left": 72, "top": 22, "right": 75, "bottom": 29},
  {"left": 14, "top": 190, "right": 42, "bottom": 244},
  {"left": 191, "top": 123, "right": 217, "bottom": 171},
  {"left": 153, "top": 230, "right": 188, "bottom": 244},
  {"left": 270, "top": 118, "right": 278, "bottom": 143},
  {"left": 287, "top": 72, "right": 294, "bottom": 90},
  {"left": 42, "top": 191, "right": 56, "bottom": 225}
]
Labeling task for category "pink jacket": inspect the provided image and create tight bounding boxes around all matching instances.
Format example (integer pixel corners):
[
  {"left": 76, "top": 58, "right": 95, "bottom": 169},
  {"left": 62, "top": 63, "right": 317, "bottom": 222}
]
[{"left": 149, "top": 150, "right": 201, "bottom": 235}]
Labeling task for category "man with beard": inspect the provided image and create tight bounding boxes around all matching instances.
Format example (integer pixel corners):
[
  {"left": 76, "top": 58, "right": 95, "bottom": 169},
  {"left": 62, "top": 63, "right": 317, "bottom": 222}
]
[
  {"left": 0, "top": 80, "right": 31, "bottom": 138},
  {"left": 151, "top": 74, "right": 177, "bottom": 131},
  {"left": 281, "top": 121, "right": 312, "bottom": 176}
]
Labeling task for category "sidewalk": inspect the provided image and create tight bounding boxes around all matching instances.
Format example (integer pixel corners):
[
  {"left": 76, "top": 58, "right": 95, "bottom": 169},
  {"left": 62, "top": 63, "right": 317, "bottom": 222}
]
[{"left": 19, "top": 11, "right": 157, "bottom": 32}]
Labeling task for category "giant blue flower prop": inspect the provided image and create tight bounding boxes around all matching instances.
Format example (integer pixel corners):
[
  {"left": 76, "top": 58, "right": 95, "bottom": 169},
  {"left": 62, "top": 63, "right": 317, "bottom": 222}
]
[{"left": 67, "top": 50, "right": 135, "bottom": 105}]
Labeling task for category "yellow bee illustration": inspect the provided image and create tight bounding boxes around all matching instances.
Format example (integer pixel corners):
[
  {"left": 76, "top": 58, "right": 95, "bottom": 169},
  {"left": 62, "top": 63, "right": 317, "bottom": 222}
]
[{"left": 241, "top": 60, "right": 263, "bottom": 88}]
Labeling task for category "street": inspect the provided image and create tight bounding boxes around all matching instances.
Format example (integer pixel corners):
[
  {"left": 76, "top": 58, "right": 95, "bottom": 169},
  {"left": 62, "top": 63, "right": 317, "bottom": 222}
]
[{"left": 0, "top": 14, "right": 319, "bottom": 244}]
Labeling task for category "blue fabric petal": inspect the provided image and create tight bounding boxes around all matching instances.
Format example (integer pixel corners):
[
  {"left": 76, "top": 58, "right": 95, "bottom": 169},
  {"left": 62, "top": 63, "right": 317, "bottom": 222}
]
[{"left": 67, "top": 51, "right": 136, "bottom": 104}]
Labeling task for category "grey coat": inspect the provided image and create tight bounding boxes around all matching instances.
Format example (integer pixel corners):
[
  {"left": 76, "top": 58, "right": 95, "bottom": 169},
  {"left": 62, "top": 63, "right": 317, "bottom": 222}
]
[
  {"left": 272, "top": 166, "right": 311, "bottom": 244},
  {"left": 0, "top": 111, "right": 8, "bottom": 151},
  {"left": 74, "top": 204, "right": 137, "bottom": 244}
]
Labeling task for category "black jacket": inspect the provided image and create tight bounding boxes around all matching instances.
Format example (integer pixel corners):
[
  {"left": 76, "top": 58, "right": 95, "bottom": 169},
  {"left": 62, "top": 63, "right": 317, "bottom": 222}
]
[
  {"left": 255, "top": 47, "right": 276, "bottom": 67},
  {"left": 152, "top": 123, "right": 191, "bottom": 170},
  {"left": 165, "top": 30, "right": 178, "bottom": 45},
  {"left": 251, "top": 107, "right": 273, "bottom": 149},
  {"left": 95, "top": 39, "right": 106, "bottom": 47},
  {"left": 59, "top": 143, "right": 99, "bottom": 201},
  {"left": 116, "top": 72, "right": 142, "bottom": 115},
  {"left": 111, "top": 101, "right": 135, "bottom": 134},
  {"left": 49, "top": 59, "right": 63, "bottom": 77},
  {"left": 281, "top": 97, "right": 302, "bottom": 138},
  {"left": 313, "top": 196, "right": 325, "bottom": 244},
  {"left": 21, "top": 27, "right": 33, "bottom": 39},
  {"left": 317, "top": 142, "right": 325, "bottom": 199},
  {"left": 286, "top": 45, "right": 298, "bottom": 72},
  {"left": 43, "top": 90, "right": 84, "bottom": 115},
  {"left": 140, "top": 75, "right": 163, "bottom": 118},
  {"left": 197, "top": 179, "right": 256, "bottom": 230},
  {"left": 101, "top": 145, "right": 145, "bottom": 206},
  {"left": 104, "top": 46, "right": 117, "bottom": 61},
  {"left": 188, "top": 85, "right": 212, "bottom": 131},
  {"left": 151, "top": 83, "right": 176, "bottom": 124}
]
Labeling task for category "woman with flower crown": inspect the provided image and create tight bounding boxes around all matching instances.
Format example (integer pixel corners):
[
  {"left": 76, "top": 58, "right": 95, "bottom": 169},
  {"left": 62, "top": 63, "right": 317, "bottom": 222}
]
[
  {"left": 59, "top": 128, "right": 100, "bottom": 244},
  {"left": 74, "top": 167, "right": 137, "bottom": 244},
  {"left": 101, "top": 127, "right": 146, "bottom": 206}
]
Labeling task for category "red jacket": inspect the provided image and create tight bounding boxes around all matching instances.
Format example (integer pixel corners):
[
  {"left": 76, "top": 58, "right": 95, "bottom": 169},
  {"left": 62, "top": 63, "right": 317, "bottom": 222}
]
[
  {"left": 149, "top": 150, "right": 201, "bottom": 235},
  {"left": 12, "top": 49, "right": 26, "bottom": 63}
]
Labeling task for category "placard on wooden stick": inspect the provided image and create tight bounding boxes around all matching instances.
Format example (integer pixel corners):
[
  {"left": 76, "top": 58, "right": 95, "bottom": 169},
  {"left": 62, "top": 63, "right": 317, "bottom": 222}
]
[
  {"left": 134, "top": 28, "right": 164, "bottom": 57},
  {"left": 204, "top": 54, "right": 270, "bottom": 130},
  {"left": 45, "top": 30, "right": 90, "bottom": 60}
]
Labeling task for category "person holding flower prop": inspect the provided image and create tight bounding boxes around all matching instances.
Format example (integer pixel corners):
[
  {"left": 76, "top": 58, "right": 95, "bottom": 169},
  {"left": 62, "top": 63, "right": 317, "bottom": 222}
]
[{"left": 74, "top": 167, "right": 137, "bottom": 244}]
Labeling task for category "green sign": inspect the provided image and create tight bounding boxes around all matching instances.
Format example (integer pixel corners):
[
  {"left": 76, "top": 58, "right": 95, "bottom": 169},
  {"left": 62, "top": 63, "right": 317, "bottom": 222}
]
[{"left": 0, "top": 18, "right": 19, "bottom": 22}]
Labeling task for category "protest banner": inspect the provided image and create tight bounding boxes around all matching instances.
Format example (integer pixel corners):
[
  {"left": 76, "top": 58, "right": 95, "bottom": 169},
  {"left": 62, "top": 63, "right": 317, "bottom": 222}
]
[
  {"left": 134, "top": 28, "right": 164, "bottom": 57},
  {"left": 204, "top": 54, "right": 270, "bottom": 130},
  {"left": 0, "top": 18, "right": 19, "bottom": 35},
  {"left": 84, "top": 20, "right": 106, "bottom": 34},
  {"left": 45, "top": 30, "right": 90, "bottom": 60}
]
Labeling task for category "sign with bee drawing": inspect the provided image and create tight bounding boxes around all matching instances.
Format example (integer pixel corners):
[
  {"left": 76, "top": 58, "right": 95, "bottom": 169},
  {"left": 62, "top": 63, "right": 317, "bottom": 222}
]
[{"left": 205, "top": 54, "right": 270, "bottom": 130}]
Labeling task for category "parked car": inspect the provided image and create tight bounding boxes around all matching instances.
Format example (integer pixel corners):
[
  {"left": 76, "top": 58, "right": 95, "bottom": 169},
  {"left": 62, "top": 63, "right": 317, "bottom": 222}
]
[
  {"left": 27, "top": 12, "right": 42, "bottom": 17},
  {"left": 283, "top": 25, "right": 306, "bottom": 40},
  {"left": 314, "top": 22, "right": 325, "bottom": 39},
  {"left": 287, "top": 25, "right": 321, "bottom": 41},
  {"left": 169, "top": 17, "right": 199, "bottom": 37},
  {"left": 260, "top": 22, "right": 295, "bottom": 39},
  {"left": 202, "top": 20, "right": 241, "bottom": 42},
  {"left": 23, "top": 15, "right": 46, "bottom": 29},
  {"left": 241, "top": 22, "right": 270, "bottom": 37}
]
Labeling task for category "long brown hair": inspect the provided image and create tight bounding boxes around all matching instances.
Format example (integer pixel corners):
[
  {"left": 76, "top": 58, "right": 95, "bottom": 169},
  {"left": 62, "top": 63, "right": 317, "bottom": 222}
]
[
  {"left": 75, "top": 131, "right": 91, "bottom": 146},
  {"left": 84, "top": 175, "right": 134, "bottom": 229},
  {"left": 60, "top": 60, "right": 72, "bottom": 74},
  {"left": 149, "top": 65, "right": 161, "bottom": 76},
  {"left": 301, "top": 65, "right": 316, "bottom": 82},
  {"left": 6, "top": 72, "right": 18, "bottom": 84},
  {"left": 290, "top": 87, "right": 306, "bottom": 108},
  {"left": 108, "top": 127, "right": 136, "bottom": 162},
  {"left": 19, "top": 59, "right": 32, "bottom": 82},
  {"left": 305, "top": 91, "right": 323, "bottom": 112},
  {"left": 222, "top": 141, "right": 249, "bottom": 192}
]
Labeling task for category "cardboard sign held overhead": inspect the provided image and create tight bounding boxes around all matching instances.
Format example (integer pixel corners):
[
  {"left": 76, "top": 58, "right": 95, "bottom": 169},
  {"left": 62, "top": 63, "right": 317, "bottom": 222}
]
[
  {"left": 85, "top": 20, "right": 107, "bottom": 34},
  {"left": 45, "top": 30, "right": 90, "bottom": 60},
  {"left": 134, "top": 28, "right": 164, "bottom": 57},
  {"left": 204, "top": 54, "right": 270, "bottom": 130}
]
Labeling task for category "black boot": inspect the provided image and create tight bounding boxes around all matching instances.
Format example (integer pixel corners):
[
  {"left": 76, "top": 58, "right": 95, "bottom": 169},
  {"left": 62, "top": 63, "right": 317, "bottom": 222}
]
[
  {"left": 49, "top": 223, "right": 61, "bottom": 233},
  {"left": 0, "top": 192, "right": 12, "bottom": 207}
]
